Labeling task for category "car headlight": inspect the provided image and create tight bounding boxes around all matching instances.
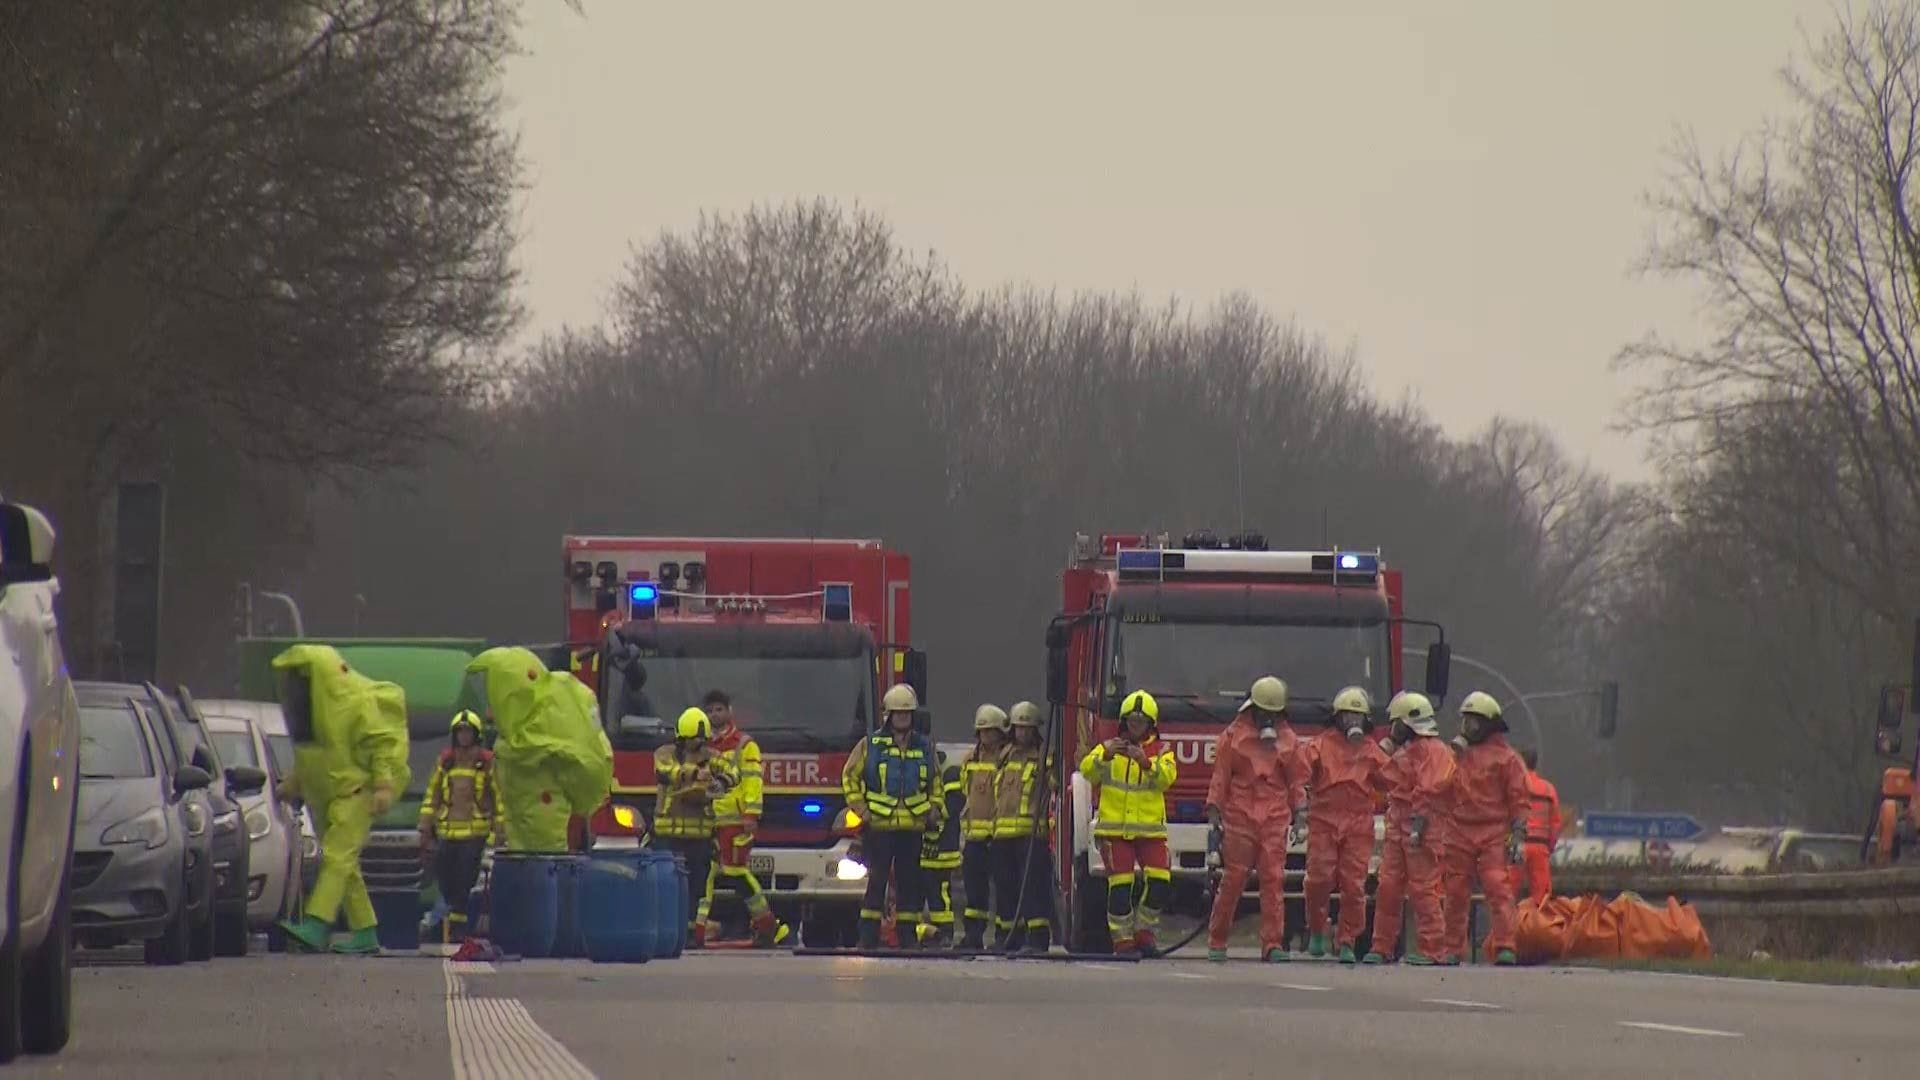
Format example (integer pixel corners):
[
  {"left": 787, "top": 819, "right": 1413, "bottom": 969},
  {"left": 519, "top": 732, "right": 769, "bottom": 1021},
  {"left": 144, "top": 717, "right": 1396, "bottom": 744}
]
[
  {"left": 214, "top": 810, "right": 240, "bottom": 835},
  {"left": 832, "top": 857, "right": 867, "bottom": 881},
  {"left": 244, "top": 808, "right": 272, "bottom": 840},
  {"left": 183, "top": 802, "right": 209, "bottom": 838},
  {"left": 102, "top": 806, "right": 169, "bottom": 849}
]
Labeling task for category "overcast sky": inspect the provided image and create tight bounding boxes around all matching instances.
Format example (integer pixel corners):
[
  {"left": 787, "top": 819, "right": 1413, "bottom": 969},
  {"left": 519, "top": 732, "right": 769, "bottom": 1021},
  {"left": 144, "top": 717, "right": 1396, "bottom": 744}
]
[{"left": 505, "top": 0, "right": 1837, "bottom": 480}]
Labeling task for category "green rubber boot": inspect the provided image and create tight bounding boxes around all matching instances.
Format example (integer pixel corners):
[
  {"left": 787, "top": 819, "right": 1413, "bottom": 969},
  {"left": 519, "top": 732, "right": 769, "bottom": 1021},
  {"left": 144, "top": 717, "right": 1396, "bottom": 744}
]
[
  {"left": 1306, "top": 933, "right": 1329, "bottom": 958},
  {"left": 1361, "top": 951, "right": 1386, "bottom": 965},
  {"left": 1438, "top": 955, "right": 1463, "bottom": 967},
  {"left": 1338, "top": 945, "right": 1358, "bottom": 965},
  {"left": 1405, "top": 953, "right": 1436, "bottom": 966},
  {"left": 1264, "top": 947, "right": 1290, "bottom": 963},
  {"left": 279, "top": 916, "right": 332, "bottom": 953},
  {"left": 1207, "top": 948, "right": 1228, "bottom": 963},
  {"left": 1495, "top": 949, "right": 1518, "bottom": 966},
  {"left": 330, "top": 927, "right": 380, "bottom": 955}
]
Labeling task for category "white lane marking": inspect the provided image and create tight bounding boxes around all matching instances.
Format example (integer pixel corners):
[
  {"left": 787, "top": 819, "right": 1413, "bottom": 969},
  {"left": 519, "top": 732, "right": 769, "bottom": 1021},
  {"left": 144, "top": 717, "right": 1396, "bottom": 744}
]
[
  {"left": 449, "top": 961, "right": 497, "bottom": 976},
  {"left": 1172, "top": 972, "right": 1212, "bottom": 981},
  {"left": 1423, "top": 998, "right": 1503, "bottom": 1010},
  {"left": 1276, "top": 983, "right": 1332, "bottom": 993},
  {"left": 446, "top": 961, "right": 597, "bottom": 1079},
  {"left": 1618, "top": 1021, "right": 1743, "bottom": 1039}
]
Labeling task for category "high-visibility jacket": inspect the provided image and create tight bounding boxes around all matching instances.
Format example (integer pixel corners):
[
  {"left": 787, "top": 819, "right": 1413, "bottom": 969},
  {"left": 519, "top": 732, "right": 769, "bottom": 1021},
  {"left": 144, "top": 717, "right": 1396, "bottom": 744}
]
[
  {"left": 1524, "top": 769, "right": 1563, "bottom": 847},
  {"left": 708, "top": 726, "right": 763, "bottom": 827},
  {"left": 958, "top": 745, "right": 1001, "bottom": 841},
  {"left": 1078, "top": 736, "right": 1176, "bottom": 839},
  {"left": 992, "top": 747, "right": 1051, "bottom": 839},
  {"left": 419, "top": 749, "right": 501, "bottom": 841},
  {"left": 654, "top": 744, "right": 729, "bottom": 839},
  {"left": 922, "top": 763, "right": 964, "bottom": 868},
  {"left": 842, "top": 732, "right": 938, "bottom": 830}
]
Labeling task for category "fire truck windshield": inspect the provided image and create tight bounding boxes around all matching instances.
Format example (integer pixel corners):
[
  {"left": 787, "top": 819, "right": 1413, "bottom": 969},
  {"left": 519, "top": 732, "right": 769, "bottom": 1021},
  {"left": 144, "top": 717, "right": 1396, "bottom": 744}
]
[
  {"left": 1106, "top": 617, "right": 1391, "bottom": 724},
  {"left": 604, "top": 655, "right": 874, "bottom": 753}
]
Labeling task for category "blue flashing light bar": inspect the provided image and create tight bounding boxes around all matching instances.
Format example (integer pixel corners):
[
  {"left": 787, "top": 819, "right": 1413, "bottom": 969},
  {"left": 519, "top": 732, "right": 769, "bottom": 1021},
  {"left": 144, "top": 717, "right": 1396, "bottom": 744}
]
[
  {"left": 800, "top": 800, "right": 825, "bottom": 817},
  {"left": 822, "top": 583, "right": 853, "bottom": 623},
  {"left": 1116, "top": 550, "right": 1163, "bottom": 572},
  {"left": 629, "top": 581, "right": 659, "bottom": 619},
  {"left": 1336, "top": 552, "right": 1379, "bottom": 573}
]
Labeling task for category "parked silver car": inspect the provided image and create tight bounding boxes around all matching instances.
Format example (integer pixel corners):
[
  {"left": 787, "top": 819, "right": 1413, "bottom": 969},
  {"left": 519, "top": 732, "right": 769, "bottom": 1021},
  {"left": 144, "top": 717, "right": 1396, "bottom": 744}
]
[
  {"left": 198, "top": 702, "right": 305, "bottom": 949},
  {"left": 0, "top": 500, "right": 81, "bottom": 1061}
]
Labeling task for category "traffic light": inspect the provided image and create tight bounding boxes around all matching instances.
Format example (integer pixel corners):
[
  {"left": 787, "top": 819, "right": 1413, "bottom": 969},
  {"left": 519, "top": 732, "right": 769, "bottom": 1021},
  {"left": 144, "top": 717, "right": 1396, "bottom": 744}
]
[{"left": 1598, "top": 680, "right": 1619, "bottom": 739}]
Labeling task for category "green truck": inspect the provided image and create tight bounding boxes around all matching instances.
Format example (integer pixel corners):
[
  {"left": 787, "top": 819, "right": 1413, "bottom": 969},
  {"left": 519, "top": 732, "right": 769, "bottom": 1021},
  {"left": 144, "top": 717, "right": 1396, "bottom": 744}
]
[{"left": 236, "top": 636, "right": 488, "bottom": 918}]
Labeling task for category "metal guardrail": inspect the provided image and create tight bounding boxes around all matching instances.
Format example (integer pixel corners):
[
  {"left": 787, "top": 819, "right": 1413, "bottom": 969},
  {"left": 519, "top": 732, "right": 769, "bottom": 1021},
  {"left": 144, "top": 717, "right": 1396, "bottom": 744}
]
[{"left": 1553, "top": 865, "right": 1920, "bottom": 918}]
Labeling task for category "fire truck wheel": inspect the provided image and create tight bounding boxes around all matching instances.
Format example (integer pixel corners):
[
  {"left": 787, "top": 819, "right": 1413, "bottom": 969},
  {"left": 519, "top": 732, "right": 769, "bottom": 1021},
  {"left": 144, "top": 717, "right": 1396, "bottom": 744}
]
[
  {"left": 801, "top": 910, "right": 857, "bottom": 949},
  {"left": 1071, "top": 856, "right": 1113, "bottom": 955}
]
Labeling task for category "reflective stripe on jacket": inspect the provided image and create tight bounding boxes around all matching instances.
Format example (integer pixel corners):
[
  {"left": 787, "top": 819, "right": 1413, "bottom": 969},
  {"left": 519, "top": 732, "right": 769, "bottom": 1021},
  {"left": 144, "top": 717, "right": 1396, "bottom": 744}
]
[
  {"left": 842, "top": 733, "right": 938, "bottom": 830},
  {"left": 922, "top": 763, "right": 964, "bottom": 867},
  {"left": 419, "top": 751, "right": 500, "bottom": 841},
  {"left": 709, "top": 727, "right": 763, "bottom": 826},
  {"left": 654, "top": 744, "right": 728, "bottom": 839},
  {"left": 1078, "top": 736, "right": 1176, "bottom": 839},
  {"left": 959, "top": 747, "right": 1001, "bottom": 840},
  {"left": 992, "top": 747, "right": 1050, "bottom": 838}
]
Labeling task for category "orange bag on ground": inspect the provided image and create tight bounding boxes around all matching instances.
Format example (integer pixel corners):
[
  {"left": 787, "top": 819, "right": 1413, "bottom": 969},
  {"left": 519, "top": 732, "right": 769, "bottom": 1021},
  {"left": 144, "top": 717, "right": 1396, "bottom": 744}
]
[
  {"left": 1513, "top": 896, "right": 1577, "bottom": 964},
  {"left": 1616, "top": 893, "right": 1711, "bottom": 960},
  {"left": 1478, "top": 892, "right": 1711, "bottom": 963},
  {"left": 1564, "top": 894, "right": 1623, "bottom": 959}
]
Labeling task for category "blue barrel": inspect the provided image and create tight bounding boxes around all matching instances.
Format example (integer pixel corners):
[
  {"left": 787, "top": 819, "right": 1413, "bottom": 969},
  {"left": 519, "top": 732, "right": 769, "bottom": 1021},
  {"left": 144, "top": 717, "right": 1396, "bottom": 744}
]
[
  {"left": 660, "top": 855, "right": 687, "bottom": 958},
  {"left": 551, "top": 856, "right": 586, "bottom": 958},
  {"left": 370, "top": 891, "right": 420, "bottom": 950},
  {"left": 491, "top": 852, "right": 561, "bottom": 958},
  {"left": 581, "top": 850, "right": 655, "bottom": 962}
]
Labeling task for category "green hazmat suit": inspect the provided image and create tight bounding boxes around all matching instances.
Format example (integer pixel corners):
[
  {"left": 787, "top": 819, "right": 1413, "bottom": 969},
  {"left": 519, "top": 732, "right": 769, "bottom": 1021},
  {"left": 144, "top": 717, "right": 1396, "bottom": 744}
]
[
  {"left": 273, "top": 644, "right": 412, "bottom": 933},
  {"left": 466, "top": 647, "right": 614, "bottom": 852}
]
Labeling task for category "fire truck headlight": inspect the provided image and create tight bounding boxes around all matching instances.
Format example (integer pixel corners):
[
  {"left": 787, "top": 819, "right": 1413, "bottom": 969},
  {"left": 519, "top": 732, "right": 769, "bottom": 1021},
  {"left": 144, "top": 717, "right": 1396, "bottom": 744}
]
[
  {"left": 611, "top": 804, "right": 638, "bottom": 831},
  {"left": 833, "top": 858, "right": 868, "bottom": 882}
]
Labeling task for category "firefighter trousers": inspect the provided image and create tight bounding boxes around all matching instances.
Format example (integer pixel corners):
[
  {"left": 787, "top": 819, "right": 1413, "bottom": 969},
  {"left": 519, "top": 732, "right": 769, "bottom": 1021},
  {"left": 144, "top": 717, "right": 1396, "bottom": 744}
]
[
  {"left": 1370, "top": 823, "right": 1446, "bottom": 960},
  {"left": 433, "top": 838, "right": 486, "bottom": 939},
  {"left": 860, "top": 829, "right": 926, "bottom": 929},
  {"left": 1100, "top": 836, "right": 1169, "bottom": 947},
  {"left": 713, "top": 826, "right": 772, "bottom": 922},
  {"left": 1305, "top": 812, "right": 1373, "bottom": 949},
  {"left": 659, "top": 837, "right": 713, "bottom": 934},
  {"left": 991, "top": 835, "right": 1052, "bottom": 943},
  {"left": 1444, "top": 824, "right": 1519, "bottom": 958},
  {"left": 959, "top": 840, "right": 995, "bottom": 942}
]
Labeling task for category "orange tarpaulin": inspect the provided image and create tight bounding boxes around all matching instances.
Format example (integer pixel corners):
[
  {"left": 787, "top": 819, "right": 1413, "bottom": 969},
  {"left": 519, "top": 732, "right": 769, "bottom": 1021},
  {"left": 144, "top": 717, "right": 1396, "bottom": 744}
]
[{"left": 1491, "top": 893, "right": 1711, "bottom": 964}]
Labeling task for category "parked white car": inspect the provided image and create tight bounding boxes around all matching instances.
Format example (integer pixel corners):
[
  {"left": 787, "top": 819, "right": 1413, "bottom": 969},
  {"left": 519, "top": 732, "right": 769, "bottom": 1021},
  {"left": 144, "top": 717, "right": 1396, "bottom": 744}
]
[
  {"left": 197, "top": 702, "right": 305, "bottom": 950},
  {"left": 0, "top": 500, "right": 81, "bottom": 1061}
]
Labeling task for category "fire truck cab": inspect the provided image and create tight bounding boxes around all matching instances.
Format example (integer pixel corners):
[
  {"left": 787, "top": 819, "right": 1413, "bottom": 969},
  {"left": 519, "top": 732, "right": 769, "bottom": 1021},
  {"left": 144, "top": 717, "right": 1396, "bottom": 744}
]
[
  {"left": 1045, "top": 531, "right": 1452, "bottom": 954},
  {"left": 561, "top": 536, "right": 925, "bottom": 947}
]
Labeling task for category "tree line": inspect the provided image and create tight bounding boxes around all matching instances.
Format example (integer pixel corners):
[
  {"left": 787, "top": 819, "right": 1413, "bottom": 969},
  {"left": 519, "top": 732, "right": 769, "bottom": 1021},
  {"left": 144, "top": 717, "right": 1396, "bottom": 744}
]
[{"left": 7, "top": 0, "right": 1917, "bottom": 829}]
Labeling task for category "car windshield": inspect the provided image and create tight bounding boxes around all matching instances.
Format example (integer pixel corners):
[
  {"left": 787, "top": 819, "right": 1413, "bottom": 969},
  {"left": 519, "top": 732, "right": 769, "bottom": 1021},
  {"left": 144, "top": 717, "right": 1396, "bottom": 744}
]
[
  {"left": 1107, "top": 617, "right": 1391, "bottom": 723},
  {"left": 606, "top": 655, "right": 873, "bottom": 752},
  {"left": 265, "top": 734, "right": 294, "bottom": 777},
  {"left": 210, "top": 729, "right": 258, "bottom": 769},
  {"left": 79, "top": 705, "right": 155, "bottom": 779}
]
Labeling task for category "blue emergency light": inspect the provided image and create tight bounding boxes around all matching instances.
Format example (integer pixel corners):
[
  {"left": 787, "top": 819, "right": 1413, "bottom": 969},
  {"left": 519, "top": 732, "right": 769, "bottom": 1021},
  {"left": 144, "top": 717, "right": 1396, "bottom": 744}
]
[
  {"left": 800, "top": 800, "right": 824, "bottom": 817},
  {"left": 629, "top": 582, "right": 659, "bottom": 619},
  {"left": 822, "top": 583, "right": 853, "bottom": 623},
  {"left": 1117, "top": 550, "right": 1162, "bottom": 572},
  {"left": 1336, "top": 553, "right": 1379, "bottom": 573}
]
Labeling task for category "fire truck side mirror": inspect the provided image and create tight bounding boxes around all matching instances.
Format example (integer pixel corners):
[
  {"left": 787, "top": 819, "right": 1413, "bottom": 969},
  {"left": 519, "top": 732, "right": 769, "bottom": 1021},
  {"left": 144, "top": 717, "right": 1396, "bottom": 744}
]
[
  {"left": 903, "top": 649, "right": 929, "bottom": 705},
  {"left": 1423, "top": 642, "right": 1451, "bottom": 704},
  {"left": 1598, "top": 680, "right": 1619, "bottom": 740}
]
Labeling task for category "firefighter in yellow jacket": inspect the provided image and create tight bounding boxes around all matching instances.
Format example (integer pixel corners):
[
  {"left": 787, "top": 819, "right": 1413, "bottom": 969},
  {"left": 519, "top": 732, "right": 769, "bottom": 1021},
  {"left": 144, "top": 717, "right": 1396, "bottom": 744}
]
[
  {"left": 703, "top": 690, "right": 789, "bottom": 947},
  {"left": 1078, "top": 691, "right": 1177, "bottom": 956},
  {"left": 655, "top": 707, "right": 732, "bottom": 946},
  {"left": 842, "top": 684, "right": 940, "bottom": 950},
  {"left": 417, "top": 710, "right": 501, "bottom": 944},
  {"left": 993, "top": 701, "right": 1053, "bottom": 954},
  {"left": 954, "top": 704, "right": 1008, "bottom": 950}
]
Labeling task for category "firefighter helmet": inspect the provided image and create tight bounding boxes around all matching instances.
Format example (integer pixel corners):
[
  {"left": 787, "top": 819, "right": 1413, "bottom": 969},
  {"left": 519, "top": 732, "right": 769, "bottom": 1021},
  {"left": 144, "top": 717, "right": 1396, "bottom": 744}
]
[
  {"left": 1242, "top": 676, "right": 1288, "bottom": 714},
  {"left": 449, "top": 709, "right": 483, "bottom": 736},
  {"left": 1120, "top": 690, "right": 1159, "bottom": 726},
  {"left": 1009, "top": 701, "right": 1044, "bottom": 728},
  {"left": 973, "top": 704, "right": 1010, "bottom": 732},
  {"left": 1388, "top": 691, "right": 1439, "bottom": 737},
  {"left": 1459, "top": 690, "right": 1505, "bottom": 727},
  {"left": 883, "top": 683, "right": 919, "bottom": 713},
  {"left": 675, "top": 707, "right": 712, "bottom": 741},
  {"left": 1331, "top": 686, "right": 1371, "bottom": 717}
]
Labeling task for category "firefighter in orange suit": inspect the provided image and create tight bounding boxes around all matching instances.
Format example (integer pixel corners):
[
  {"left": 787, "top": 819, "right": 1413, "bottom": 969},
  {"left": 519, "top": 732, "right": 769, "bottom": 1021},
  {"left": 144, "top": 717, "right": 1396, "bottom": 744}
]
[
  {"left": 1204, "top": 676, "right": 1309, "bottom": 963},
  {"left": 1519, "top": 746, "right": 1561, "bottom": 902},
  {"left": 1442, "top": 692, "right": 1531, "bottom": 966},
  {"left": 1079, "top": 691, "right": 1177, "bottom": 956},
  {"left": 1301, "top": 686, "right": 1390, "bottom": 964},
  {"left": 704, "top": 690, "right": 788, "bottom": 947}
]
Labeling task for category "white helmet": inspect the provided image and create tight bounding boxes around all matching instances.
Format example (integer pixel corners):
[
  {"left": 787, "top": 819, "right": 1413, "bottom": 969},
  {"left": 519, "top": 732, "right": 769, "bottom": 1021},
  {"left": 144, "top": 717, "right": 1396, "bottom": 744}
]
[
  {"left": 973, "top": 704, "right": 1010, "bottom": 732},
  {"left": 1387, "top": 691, "right": 1439, "bottom": 737},
  {"left": 1331, "top": 685, "right": 1372, "bottom": 717},
  {"left": 1241, "top": 676, "right": 1288, "bottom": 714},
  {"left": 1008, "top": 701, "right": 1044, "bottom": 728},
  {"left": 883, "top": 684, "right": 920, "bottom": 712},
  {"left": 1459, "top": 690, "right": 1505, "bottom": 728}
]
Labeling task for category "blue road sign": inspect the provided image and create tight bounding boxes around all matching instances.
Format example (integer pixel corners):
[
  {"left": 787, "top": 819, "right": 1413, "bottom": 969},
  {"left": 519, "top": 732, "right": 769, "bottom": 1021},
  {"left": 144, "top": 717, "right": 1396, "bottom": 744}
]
[{"left": 1583, "top": 812, "right": 1705, "bottom": 841}]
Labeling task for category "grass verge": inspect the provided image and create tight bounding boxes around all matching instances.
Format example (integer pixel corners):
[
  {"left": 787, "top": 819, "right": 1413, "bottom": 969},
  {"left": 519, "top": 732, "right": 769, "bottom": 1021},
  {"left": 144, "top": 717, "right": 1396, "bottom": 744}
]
[{"left": 1577, "top": 956, "right": 1920, "bottom": 989}]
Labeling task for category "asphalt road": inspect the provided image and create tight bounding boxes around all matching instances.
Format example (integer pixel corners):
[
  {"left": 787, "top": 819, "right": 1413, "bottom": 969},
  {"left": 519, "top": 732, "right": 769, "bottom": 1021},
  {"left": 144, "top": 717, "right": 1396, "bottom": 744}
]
[{"left": 15, "top": 948, "right": 1915, "bottom": 1078}]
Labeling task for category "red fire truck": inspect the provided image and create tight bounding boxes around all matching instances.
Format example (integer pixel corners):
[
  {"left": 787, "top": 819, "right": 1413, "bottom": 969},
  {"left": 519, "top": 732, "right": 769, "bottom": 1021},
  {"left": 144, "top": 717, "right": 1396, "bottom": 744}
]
[
  {"left": 1043, "top": 530, "right": 1453, "bottom": 953},
  {"left": 560, "top": 536, "right": 925, "bottom": 946}
]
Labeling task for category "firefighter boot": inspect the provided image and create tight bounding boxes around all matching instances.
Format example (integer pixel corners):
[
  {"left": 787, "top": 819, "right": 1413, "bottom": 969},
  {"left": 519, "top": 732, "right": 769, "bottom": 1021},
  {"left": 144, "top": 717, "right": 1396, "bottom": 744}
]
[
  {"left": 925, "top": 924, "right": 954, "bottom": 950},
  {"left": 1135, "top": 930, "right": 1161, "bottom": 959},
  {"left": 331, "top": 928, "right": 380, "bottom": 955},
  {"left": 751, "top": 911, "right": 789, "bottom": 949},
  {"left": 991, "top": 924, "right": 1011, "bottom": 952},
  {"left": 1307, "top": 932, "right": 1329, "bottom": 958},
  {"left": 1020, "top": 925, "right": 1051, "bottom": 955},
  {"left": 689, "top": 922, "right": 707, "bottom": 950},
  {"left": 957, "top": 918, "right": 987, "bottom": 951},
  {"left": 1002, "top": 927, "right": 1027, "bottom": 954},
  {"left": 857, "top": 920, "right": 881, "bottom": 951},
  {"left": 445, "top": 913, "right": 468, "bottom": 945}
]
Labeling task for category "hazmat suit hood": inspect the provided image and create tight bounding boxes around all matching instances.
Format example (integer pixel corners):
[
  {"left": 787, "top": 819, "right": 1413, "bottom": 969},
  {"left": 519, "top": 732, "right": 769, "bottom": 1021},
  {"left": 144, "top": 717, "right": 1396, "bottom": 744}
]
[
  {"left": 466, "top": 646, "right": 614, "bottom": 851},
  {"left": 270, "top": 643, "right": 411, "bottom": 809}
]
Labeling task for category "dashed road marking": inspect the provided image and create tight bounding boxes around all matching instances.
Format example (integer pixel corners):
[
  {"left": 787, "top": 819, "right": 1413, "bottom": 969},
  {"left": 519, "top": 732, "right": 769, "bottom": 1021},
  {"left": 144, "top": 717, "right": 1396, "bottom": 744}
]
[
  {"left": 446, "top": 961, "right": 596, "bottom": 1079},
  {"left": 1171, "top": 972, "right": 1212, "bottom": 981},
  {"left": 1276, "top": 983, "right": 1332, "bottom": 993},
  {"left": 449, "top": 961, "right": 497, "bottom": 976},
  {"left": 1618, "top": 1021, "right": 1743, "bottom": 1039},
  {"left": 1422, "top": 998, "right": 1503, "bottom": 1010}
]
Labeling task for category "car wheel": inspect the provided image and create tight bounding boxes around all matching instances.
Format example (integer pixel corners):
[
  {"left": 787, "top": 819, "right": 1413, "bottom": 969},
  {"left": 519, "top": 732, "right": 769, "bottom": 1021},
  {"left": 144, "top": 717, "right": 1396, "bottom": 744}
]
[
  {"left": 214, "top": 909, "right": 249, "bottom": 957},
  {"left": 189, "top": 902, "right": 215, "bottom": 962},
  {"left": 0, "top": 785, "right": 28, "bottom": 1063},
  {"left": 21, "top": 838, "right": 73, "bottom": 1054}
]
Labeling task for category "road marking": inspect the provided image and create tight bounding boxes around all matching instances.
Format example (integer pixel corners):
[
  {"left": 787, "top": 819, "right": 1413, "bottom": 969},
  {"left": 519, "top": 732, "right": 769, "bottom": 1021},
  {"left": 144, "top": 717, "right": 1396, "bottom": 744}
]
[
  {"left": 1618, "top": 1021, "right": 1743, "bottom": 1039},
  {"left": 1172, "top": 972, "right": 1212, "bottom": 981},
  {"left": 1422, "top": 998, "right": 1503, "bottom": 1010},
  {"left": 449, "top": 961, "right": 497, "bottom": 976},
  {"left": 446, "top": 962, "right": 596, "bottom": 1079},
  {"left": 1276, "top": 983, "right": 1332, "bottom": 993}
]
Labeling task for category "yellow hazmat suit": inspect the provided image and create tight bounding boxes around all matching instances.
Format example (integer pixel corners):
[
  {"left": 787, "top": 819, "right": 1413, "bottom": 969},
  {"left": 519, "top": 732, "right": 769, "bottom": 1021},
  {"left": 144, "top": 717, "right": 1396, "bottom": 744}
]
[
  {"left": 272, "top": 644, "right": 411, "bottom": 954},
  {"left": 466, "top": 647, "right": 614, "bottom": 852}
]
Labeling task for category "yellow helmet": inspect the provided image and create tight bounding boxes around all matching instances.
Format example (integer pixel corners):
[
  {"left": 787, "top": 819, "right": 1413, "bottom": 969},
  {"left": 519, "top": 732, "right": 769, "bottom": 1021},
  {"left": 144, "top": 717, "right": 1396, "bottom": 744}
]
[
  {"left": 883, "top": 683, "right": 920, "bottom": 712},
  {"left": 1120, "top": 690, "right": 1159, "bottom": 726},
  {"left": 973, "top": 704, "right": 1010, "bottom": 732},
  {"left": 675, "top": 707, "right": 712, "bottom": 741},
  {"left": 1331, "top": 686, "right": 1371, "bottom": 717},
  {"left": 1387, "top": 691, "right": 1439, "bottom": 737},
  {"left": 1242, "top": 676, "right": 1288, "bottom": 713},
  {"left": 1008, "top": 701, "right": 1044, "bottom": 728},
  {"left": 1459, "top": 690, "right": 1505, "bottom": 726},
  {"left": 449, "top": 709, "right": 483, "bottom": 735}
]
